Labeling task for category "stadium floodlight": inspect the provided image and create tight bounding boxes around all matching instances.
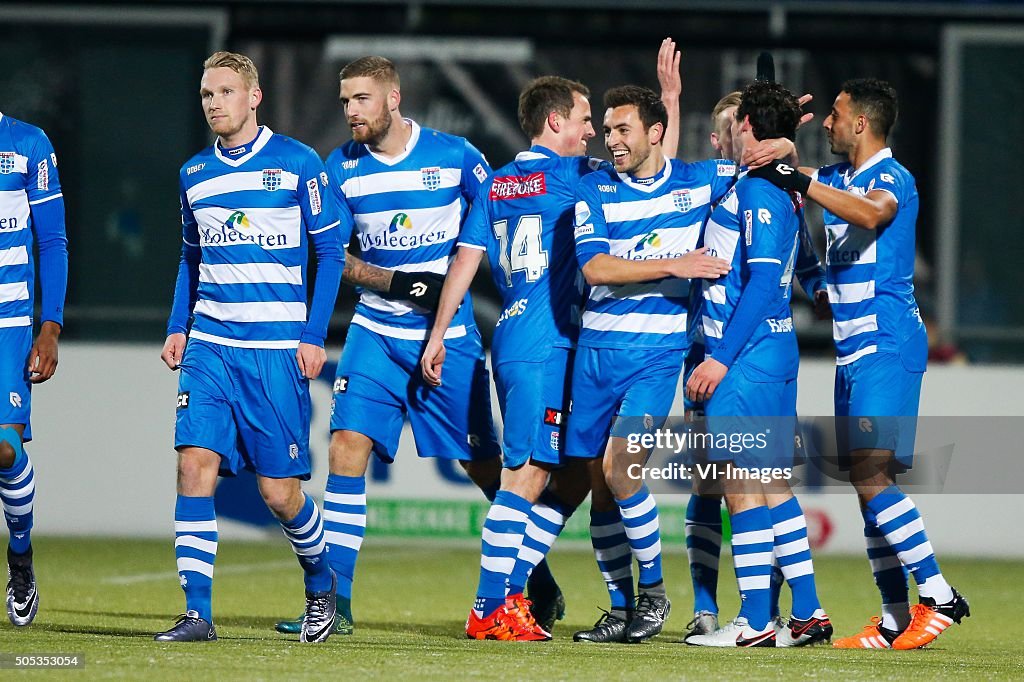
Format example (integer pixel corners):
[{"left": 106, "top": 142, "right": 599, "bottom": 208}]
[{"left": 324, "top": 35, "right": 534, "bottom": 63}]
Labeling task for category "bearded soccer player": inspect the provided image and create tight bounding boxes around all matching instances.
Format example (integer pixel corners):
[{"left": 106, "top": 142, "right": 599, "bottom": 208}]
[
  {"left": 275, "top": 56, "right": 504, "bottom": 637},
  {"left": 750, "top": 78, "right": 969, "bottom": 650},
  {"left": 0, "top": 112, "right": 68, "bottom": 628},
  {"left": 157, "top": 51, "right": 344, "bottom": 643}
]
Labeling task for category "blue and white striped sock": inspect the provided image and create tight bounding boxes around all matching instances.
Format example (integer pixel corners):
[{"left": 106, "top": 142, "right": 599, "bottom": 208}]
[
  {"left": 862, "top": 507, "right": 910, "bottom": 631},
  {"left": 730, "top": 506, "right": 774, "bottom": 631},
  {"left": 769, "top": 497, "right": 821, "bottom": 620},
  {"left": 685, "top": 495, "right": 721, "bottom": 614},
  {"left": 280, "top": 494, "right": 332, "bottom": 593},
  {"left": 507, "top": 491, "right": 573, "bottom": 596},
  {"left": 866, "top": 486, "right": 953, "bottom": 603},
  {"left": 323, "top": 474, "right": 366, "bottom": 601},
  {"left": 474, "top": 490, "right": 531, "bottom": 617},
  {"left": 174, "top": 495, "right": 217, "bottom": 622},
  {"left": 0, "top": 443, "right": 34, "bottom": 555},
  {"left": 616, "top": 486, "right": 663, "bottom": 588},
  {"left": 590, "top": 508, "right": 634, "bottom": 611}
]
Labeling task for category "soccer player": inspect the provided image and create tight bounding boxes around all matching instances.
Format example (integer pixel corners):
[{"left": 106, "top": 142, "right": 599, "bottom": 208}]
[
  {"left": 274, "top": 55, "right": 504, "bottom": 637},
  {"left": 156, "top": 51, "right": 344, "bottom": 643},
  {"left": 750, "top": 78, "right": 969, "bottom": 650},
  {"left": 683, "top": 92, "right": 830, "bottom": 643},
  {"left": 685, "top": 80, "right": 831, "bottom": 647},
  {"left": 567, "top": 85, "right": 733, "bottom": 643},
  {"left": 420, "top": 74, "right": 598, "bottom": 641},
  {"left": 0, "top": 112, "right": 68, "bottom": 627}
]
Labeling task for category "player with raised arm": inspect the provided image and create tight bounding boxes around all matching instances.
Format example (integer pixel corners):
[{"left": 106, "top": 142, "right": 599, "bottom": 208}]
[
  {"left": 684, "top": 81, "right": 831, "bottom": 648},
  {"left": 750, "top": 78, "right": 969, "bottom": 650},
  {"left": 155, "top": 51, "right": 344, "bottom": 644},
  {"left": 274, "top": 55, "right": 504, "bottom": 637},
  {"left": 567, "top": 85, "right": 733, "bottom": 644},
  {"left": 0, "top": 112, "right": 68, "bottom": 627}
]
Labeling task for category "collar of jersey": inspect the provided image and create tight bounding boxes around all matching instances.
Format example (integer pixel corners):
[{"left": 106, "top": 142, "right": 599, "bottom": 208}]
[
  {"left": 0, "top": 112, "right": 4, "bottom": 125},
  {"left": 515, "top": 145, "right": 556, "bottom": 162},
  {"left": 365, "top": 118, "right": 420, "bottom": 166},
  {"left": 617, "top": 156, "right": 671, "bottom": 193},
  {"left": 848, "top": 147, "right": 892, "bottom": 183},
  {"left": 215, "top": 126, "right": 273, "bottom": 167}
]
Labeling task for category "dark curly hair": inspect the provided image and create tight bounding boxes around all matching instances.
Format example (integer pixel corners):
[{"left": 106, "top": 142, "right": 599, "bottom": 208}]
[
  {"left": 842, "top": 78, "right": 898, "bottom": 138},
  {"left": 736, "top": 81, "right": 801, "bottom": 141},
  {"left": 604, "top": 85, "right": 667, "bottom": 132}
]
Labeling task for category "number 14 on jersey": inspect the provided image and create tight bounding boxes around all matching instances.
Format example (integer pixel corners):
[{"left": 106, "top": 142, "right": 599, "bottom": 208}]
[{"left": 492, "top": 215, "right": 549, "bottom": 286}]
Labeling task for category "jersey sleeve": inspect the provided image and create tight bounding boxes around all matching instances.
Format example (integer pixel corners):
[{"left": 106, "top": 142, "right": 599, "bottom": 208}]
[
  {"left": 706, "top": 158, "right": 738, "bottom": 204},
  {"left": 794, "top": 211, "right": 825, "bottom": 296},
  {"left": 573, "top": 177, "right": 610, "bottom": 268},
  {"left": 297, "top": 149, "right": 344, "bottom": 346},
  {"left": 297, "top": 149, "right": 340, "bottom": 236},
  {"left": 863, "top": 164, "right": 902, "bottom": 205},
  {"left": 813, "top": 162, "right": 843, "bottom": 186},
  {"left": 457, "top": 181, "right": 491, "bottom": 251},
  {"left": 167, "top": 174, "right": 202, "bottom": 335},
  {"left": 460, "top": 139, "right": 492, "bottom": 203},
  {"left": 25, "top": 130, "right": 62, "bottom": 205}
]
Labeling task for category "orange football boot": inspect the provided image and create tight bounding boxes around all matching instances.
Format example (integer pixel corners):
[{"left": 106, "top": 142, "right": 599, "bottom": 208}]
[
  {"left": 832, "top": 617, "right": 901, "bottom": 649},
  {"left": 892, "top": 589, "right": 970, "bottom": 650},
  {"left": 505, "top": 594, "right": 552, "bottom": 641},
  {"left": 466, "top": 606, "right": 517, "bottom": 640}
]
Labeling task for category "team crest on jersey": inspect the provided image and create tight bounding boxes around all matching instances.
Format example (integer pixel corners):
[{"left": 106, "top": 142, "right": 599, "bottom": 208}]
[
  {"left": 672, "top": 188, "right": 692, "bottom": 212},
  {"left": 0, "top": 152, "right": 14, "bottom": 174},
  {"left": 421, "top": 166, "right": 442, "bottom": 191},
  {"left": 262, "top": 168, "right": 282, "bottom": 191}
]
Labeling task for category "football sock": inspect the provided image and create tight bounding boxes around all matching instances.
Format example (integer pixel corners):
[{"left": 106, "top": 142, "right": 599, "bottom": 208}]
[
  {"left": 866, "top": 486, "right": 953, "bottom": 603},
  {"left": 280, "top": 494, "right": 332, "bottom": 593},
  {"left": 769, "top": 496, "right": 822, "bottom": 620},
  {"left": 0, "top": 436, "right": 33, "bottom": 555},
  {"left": 174, "top": 495, "right": 217, "bottom": 622},
  {"left": 861, "top": 506, "right": 910, "bottom": 631},
  {"left": 616, "top": 486, "right": 663, "bottom": 589},
  {"left": 323, "top": 474, "right": 366, "bottom": 601},
  {"left": 508, "top": 490, "right": 574, "bottom": 596},
  {"left": 685, "top": 495, "right": 721, "bottom": 614},
  {"left": 769, "top": 558, "right": 784, "bottom": 620},
  {"left": 731, "top": 505, "right": 773, "bottom": 631},
  {"left": 474, "top": 490, "right": 531, "bottom": 617},
  {"left": 590, "top": 508, "right": 634, "bottom": 613}
]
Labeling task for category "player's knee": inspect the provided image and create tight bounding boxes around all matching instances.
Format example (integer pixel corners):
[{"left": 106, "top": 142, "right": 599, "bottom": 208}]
[
  {"left": 259, "top": 484, "right": 303, "bottom": 520},
  {"left": 0, "top": 427, "right": 23, "bottom": 469},
  {"left": 328, "top": 430, "right": 373, "bottom": 475},
  {"left": 461, "top": 457, "right": 501, "bottom": 490}
]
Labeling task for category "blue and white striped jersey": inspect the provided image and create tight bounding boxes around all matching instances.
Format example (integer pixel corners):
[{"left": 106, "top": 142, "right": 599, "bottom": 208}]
[
  {"left": 0, "top": 113, "right": 65, "bottom": 328},
  {"left": 815, "top": 148, "right": 926, "bottom": 368},
  {"left": 701, "top": 173, "right": 801, "bottom": 380},
  {"left": 458, "top": 146, "right": 607, "bottom": 364},
  {"left": 325, "top": 120, "right": 491, "bottom": 340},
  {"left": 573, "top": 157, "right": 735, "bottom": 350},
  {"left": 174, "top": 126, "right": 343, "bottom": 349}
]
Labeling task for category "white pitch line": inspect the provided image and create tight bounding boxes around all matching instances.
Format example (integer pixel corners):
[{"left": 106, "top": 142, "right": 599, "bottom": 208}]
[{"left": 101, "top": 560, "right": 296, "bottom": 586}]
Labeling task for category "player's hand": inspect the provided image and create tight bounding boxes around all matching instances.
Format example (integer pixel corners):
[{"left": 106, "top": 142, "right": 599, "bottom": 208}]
[
  {"left": 797, "top": 93, "right": 814, "bottom": 128},
  {"left": 420, "top": 337, "right": 446, "bottom": 387},
  {"left": 386, "top": 271, "right": 446, "bottom": 311},
  {"left": 657, "top": 37, "right": 682, "bottom": 100},
  {"left": 161, "top": 333, "right": 187, "bottom": 371},
  {"left": 666, "top": 247, "right": 731, "bottom": 280},
  {"left": 686, "top": 357, "right": 728, "bottom": 403},
  {"left": 27, "top": 321, "right": 60, "bottom": 384},
  {"left": 296, "top": 342, "right": 327, "bottom": 380},
  {"left": 742, "top": 138, "right": 796, "bottom": 169},
  {"left": 813, "top": 289, "right": 832, "bottom": 320},
  {"left": 748, "top": 161, "right": 812, "bottom": 195}
]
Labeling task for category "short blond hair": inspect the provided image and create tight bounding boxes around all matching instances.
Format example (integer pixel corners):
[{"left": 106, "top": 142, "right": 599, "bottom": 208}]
[
  {"left": 339, "top": 56, "right": 400, "bottom": 89},
  {"left": 712, "top": 91, "right": 742, "bottom": 125},
  {"left": 203, "top": 51, "right": 259, "bottom": 89}
]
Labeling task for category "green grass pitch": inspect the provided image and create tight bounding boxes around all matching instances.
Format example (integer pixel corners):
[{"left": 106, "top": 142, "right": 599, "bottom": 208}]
[{"left": 3, "top": 536, "right": 1020, "bottom": 680}]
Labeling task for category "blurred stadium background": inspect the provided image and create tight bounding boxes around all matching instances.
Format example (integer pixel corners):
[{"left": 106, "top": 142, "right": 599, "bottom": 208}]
[{"left": 2, "top": 0, "right": 1023, "bottom": 674}]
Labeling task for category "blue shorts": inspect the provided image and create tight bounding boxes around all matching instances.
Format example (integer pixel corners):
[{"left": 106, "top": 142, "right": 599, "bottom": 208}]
[
  {"left": 835, "top": 352, "right": 922, "bottom": 470},
  {"left": 174, "top": 338, "right": 312, "bottom": 479},
  {"left": 330, "top": 323, "right": 500, "bottom": 463},
  {"left": 0, "top": 327, "right": 32, "bottom": 441},
  {"left": 565, "top": 346, "right": 684, "bottom": 459},
  {"left": 705, "top": 363, "right": 797, "bottom": 470},
  {"left": 494, "top": 347, "right": 573, "bottom": 469}
]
